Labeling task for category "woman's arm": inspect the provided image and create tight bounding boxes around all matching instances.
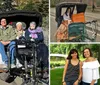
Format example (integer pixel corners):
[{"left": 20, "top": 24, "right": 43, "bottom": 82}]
[
  {"left": 78, "top": 61, "right": 83, "bottom": 81},
  {"left": 62, "top": 59, "right": 69, "bottom": 83},
  {"left": 91, "top": 67, "right": 100, "bottom": 85},
  {"left": 90, "top": 80, "right": 96, "bottom": 85},
  {"left": 91, "top": 59, "right": 100, "bottom": 85}
]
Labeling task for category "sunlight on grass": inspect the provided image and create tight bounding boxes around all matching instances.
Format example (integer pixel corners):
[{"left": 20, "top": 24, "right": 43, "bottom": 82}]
[{"left": 50, "top": 68, "right": 100, "bottom": 85}]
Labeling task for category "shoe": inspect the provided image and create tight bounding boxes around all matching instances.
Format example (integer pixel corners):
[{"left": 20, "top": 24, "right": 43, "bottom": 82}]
[
  {"left": 16, "top": 63, "right": 22, "bottom": 68},
  {"left": 11, "top": 64, "right": 16, "bottom": 68},
  {"left": 16, "top": 59, "right": 22, "bottom": 68}
]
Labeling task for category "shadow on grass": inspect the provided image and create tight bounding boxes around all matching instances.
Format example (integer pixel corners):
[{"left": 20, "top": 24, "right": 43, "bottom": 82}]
[{"left": 50, "top": 68, "right": 100, "bottom": 85}]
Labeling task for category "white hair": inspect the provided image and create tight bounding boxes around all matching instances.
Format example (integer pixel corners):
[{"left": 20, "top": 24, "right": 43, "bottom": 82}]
[
  {"left": 16, "top": 22, "right": 22, "bottom": 26},
  {"left": 30, "top": 21, "right": 36, "bottom": 26}
]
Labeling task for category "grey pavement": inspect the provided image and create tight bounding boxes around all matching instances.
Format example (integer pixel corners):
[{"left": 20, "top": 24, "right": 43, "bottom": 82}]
[{"left": 0, "top": 77, "right": 22, "bottom": 85}]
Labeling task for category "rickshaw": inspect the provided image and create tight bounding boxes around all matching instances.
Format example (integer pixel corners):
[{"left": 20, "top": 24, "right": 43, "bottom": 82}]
[
  {"left": 0, "top": 10, "right": 49, "bottom": 85},
  {"left": 55, "top": 2, "right": 98, "bottom": 42}
]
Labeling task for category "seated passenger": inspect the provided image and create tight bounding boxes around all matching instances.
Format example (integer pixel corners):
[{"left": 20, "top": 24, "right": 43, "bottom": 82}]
[
  {"left": 55, "top": 8, "right": 72, "bottom": 42},
  {"left": 25, "top": 21, "right": 44, "bottom": 43},
  {"left": 15, "top": 22, "right": 25, "bottom": 39},
  {"left": 0, "top": 18, "right": 17, "bottom": 68},
  {"left": 25, "top": 22, "right": 48, "bottom": 71},
  {"left": 57, "top": 7, "right": 72, "bottom": 27},
  {"left": 15, "top": 22, "right": 25, "bottom": 67}
]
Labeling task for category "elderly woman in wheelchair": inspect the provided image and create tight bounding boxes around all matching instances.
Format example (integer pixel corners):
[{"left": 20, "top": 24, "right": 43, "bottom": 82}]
[
  {"left": 25, "top": 21, "right": 48, "bottom": 71},
  {"left": 25, "top": 21, "right": 44, "bottom": 43}
]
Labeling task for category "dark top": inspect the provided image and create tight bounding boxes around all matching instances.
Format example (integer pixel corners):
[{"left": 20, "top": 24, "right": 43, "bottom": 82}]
[
  {"left": 65, "top": 59, "right": 80, "bottom": 82},
  {"left": 25, "top": 29, "right": 44, "bottom": 43}
]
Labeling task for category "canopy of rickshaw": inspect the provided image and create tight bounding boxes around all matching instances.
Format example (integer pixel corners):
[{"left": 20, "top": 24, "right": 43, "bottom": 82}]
[
  {"left": 0, "top": 10, "right": 42, "bottom": 28},
  {"left": 56, "top": 2, "right": 87, "bottom": 21}
]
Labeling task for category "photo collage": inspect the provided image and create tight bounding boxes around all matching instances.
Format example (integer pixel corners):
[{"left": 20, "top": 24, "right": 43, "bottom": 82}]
[{"left": 0, "top": 0, "right": 100, "bottom": 85}]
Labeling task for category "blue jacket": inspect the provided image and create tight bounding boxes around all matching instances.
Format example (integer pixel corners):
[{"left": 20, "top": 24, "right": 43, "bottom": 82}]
[{"left": 25, "top": 28, "right": 44, "bottom": 43}]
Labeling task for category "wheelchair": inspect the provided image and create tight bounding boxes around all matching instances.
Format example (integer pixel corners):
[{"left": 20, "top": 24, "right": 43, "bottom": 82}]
[{"left": 0, "top": 38, "right": 49, "bottom": 85}]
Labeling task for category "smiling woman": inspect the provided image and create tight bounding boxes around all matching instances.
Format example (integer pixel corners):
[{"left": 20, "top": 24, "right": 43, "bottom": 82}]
[
  {"left": 62, "top": 49, "right": 82, "bottom": 85},
  {"left": 82, "top": 48, "right": 100, "bottom": 85}
]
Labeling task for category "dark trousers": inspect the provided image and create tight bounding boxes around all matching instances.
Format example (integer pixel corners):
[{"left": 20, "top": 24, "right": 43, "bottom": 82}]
[
  {"left": 66, "top": 81, "right": 80, "bottom": 85},
  {"left": 82, "top": 81, "right": 97, "bottom": 85}
]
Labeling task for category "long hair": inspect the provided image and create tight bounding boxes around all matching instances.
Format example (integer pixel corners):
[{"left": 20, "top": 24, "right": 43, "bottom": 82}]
[
  {"left": 83, "top": 48, "right": 93, "bottom": 58},
  {"left": 67, "top": 49, "right": 79, "bottom": 60},
  {"left": 65, "top": 7, "right": 71, "bottom": 18}
]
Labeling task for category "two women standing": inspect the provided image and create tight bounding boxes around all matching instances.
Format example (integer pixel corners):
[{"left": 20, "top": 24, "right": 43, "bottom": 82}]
[{"left": 62, "top": 48, "right": 100, "bottom": 85}]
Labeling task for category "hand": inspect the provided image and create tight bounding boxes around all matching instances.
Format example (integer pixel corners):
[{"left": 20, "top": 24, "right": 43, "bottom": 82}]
[
  {"left": 73, "top": 80, "right": 79, "bottom": 85},
  {"left": 90, "top": 80, "right": 96, "bottom": 85},
  {"left": 1, "top": 41, "right": 10, "bottom": 45},
  {"left": 90, "top": 83, "right": 94, "bottom": 85},
  {"left": 63, "top": 82, "right": 66, "bottom": 85}
]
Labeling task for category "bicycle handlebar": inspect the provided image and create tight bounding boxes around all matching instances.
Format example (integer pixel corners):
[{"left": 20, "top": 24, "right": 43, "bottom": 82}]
[{"left": 85, "top": 20, "right": 97, "bottom": 24}]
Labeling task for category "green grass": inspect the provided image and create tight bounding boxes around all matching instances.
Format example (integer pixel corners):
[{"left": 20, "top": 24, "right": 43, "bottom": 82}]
[
  {"left": 50, "top": 68, "right": 100, "bottom": 85},
  {"left": 50, "top": 68, "right": 63, "bottom": 85}
]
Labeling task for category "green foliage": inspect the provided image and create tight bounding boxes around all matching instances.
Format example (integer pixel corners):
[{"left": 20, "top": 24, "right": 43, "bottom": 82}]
[
  {"left": 50, "top": 44, "right": 100, "bottom": 62},
  {"left": 50, "top": 60, "right": 65, "bottom": 68},
  {"left": 22, "top": 0, "right": 49, "bottom": 17},
  {"left": 42, "top": 15, "right": 49, "bottom": 28},
  {"left": 50, "top": 0, "right": 56, "bottom": 7},
  {"left": 14, "top": 0, "right": 49, "bottom": 28}
]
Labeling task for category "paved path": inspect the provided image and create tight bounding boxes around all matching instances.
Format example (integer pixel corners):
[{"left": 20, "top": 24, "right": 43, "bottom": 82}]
[{"left": 0, "top": 77, "right": 22, "bottom": 85}]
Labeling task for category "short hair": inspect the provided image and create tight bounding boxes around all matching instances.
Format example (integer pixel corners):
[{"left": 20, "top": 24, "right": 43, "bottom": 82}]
[
  {"left": 83, "top": 48, "right": 93, "bottom": 58},
  {"left": 30, "top": 21, "right": 36, "bottom": 26},
  {"left": 16, "top": 22, "right": 22, "bottom": 26},
  {"left": 1, "top": 18, "right": 6, "bottom": 21}
]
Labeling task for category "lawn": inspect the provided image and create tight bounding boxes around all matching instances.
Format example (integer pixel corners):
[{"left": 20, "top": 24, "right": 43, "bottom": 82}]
[
  {"left": 50, "top": 68, "right": 100, "bottom": 85},
  {"left": 50, "top": 68, "right": 63, "bottom": 85}
]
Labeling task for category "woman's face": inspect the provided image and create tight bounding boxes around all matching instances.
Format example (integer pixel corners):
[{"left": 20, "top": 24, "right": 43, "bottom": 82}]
[
  {"left": 30, "top": 24, "right": 36, "bottom": 30},
  {"left": 84, "top": 49, "right": 90, "bottom": 58},
  {"left": 16, "top": 24, "right": 22, "bottom": 31},
  {"left": 67, "top": 9, "right": 70, "bottom": 13},
  {"left": 71, "top": 52, "right": 78, "bottom": 59}
]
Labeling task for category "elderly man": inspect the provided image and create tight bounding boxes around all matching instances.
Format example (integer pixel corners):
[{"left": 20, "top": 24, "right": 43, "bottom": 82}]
[{"left": 0, "top": 18, "right": 16, "bottom": 68}]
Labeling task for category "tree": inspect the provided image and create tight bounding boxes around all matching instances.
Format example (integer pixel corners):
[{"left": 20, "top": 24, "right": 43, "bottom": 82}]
[
  {"left": 22, "top": 0, "right": 48, "bottom": 17},
  {"left": 50, "top": 44, "right": 100, "bottom": 61}
]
